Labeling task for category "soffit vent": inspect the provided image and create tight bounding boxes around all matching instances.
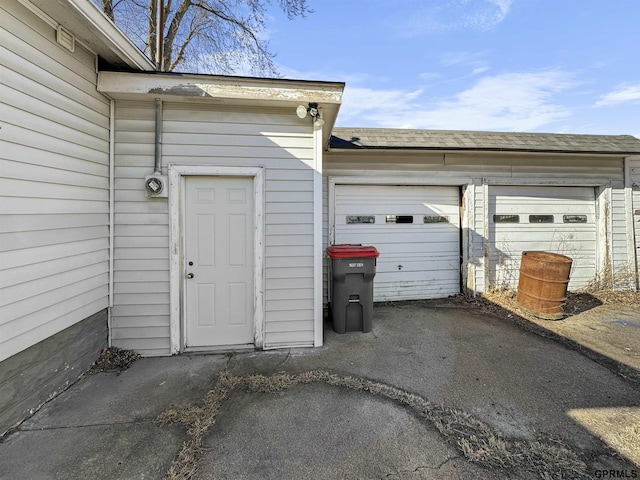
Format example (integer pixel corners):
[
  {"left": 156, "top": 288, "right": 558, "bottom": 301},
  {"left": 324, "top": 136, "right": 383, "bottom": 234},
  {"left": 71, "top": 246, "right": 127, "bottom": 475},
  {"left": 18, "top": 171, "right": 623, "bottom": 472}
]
[{"left": 57, "top": 25, "right": 75, "bottom": 52}]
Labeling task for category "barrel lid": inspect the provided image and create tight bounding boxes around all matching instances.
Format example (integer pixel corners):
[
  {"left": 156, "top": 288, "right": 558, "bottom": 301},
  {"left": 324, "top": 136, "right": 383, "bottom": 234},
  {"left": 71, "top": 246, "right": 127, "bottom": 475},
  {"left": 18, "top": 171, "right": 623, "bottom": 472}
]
[
  {"left": 522, "top": 251, "right": 572, "bottom": 264},
  {"left": 327, "top": 244, "right": 379, "bottom": 258}
]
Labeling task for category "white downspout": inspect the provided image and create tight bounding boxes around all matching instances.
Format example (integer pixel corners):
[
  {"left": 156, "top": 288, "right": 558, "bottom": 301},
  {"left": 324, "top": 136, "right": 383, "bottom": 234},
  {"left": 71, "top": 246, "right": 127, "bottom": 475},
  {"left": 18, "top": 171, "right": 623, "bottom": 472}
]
[{"left": 108, "top": 99, "right": 115, "bottom": 346}]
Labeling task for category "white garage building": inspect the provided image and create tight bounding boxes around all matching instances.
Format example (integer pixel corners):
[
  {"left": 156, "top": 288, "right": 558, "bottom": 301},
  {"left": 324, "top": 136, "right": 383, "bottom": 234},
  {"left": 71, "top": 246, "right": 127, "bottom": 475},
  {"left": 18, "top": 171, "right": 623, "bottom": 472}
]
[{"left": 325, "top": 128, "right": 640, "bottom": 302}]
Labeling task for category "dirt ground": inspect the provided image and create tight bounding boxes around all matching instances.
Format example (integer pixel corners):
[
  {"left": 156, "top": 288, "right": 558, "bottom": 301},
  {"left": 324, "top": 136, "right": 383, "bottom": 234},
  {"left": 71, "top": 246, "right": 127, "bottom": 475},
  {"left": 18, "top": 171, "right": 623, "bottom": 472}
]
[{"left": 463, "top": 289, "right": 640, "bottom": 323}]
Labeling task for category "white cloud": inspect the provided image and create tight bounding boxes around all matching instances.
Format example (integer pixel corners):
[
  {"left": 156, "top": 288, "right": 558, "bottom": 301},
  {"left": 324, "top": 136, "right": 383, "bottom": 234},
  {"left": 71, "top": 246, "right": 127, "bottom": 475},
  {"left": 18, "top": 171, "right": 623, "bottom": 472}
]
[
  {"left": 277, "top": 65, "right": 371, "bottom": 84},
  {"left": 595, "top": 83, "right": 640, "bottom": 106},
  {"left": 340, "top": 87, "right": 424, "bottom": 119},
  {"left": 419, "top": 72, "right": 441, "bottom": 81},
  {"left": 437, "top": 51, "right": 490, "bottom": 78},
  {"left": 462, "top": 0, "right": 513, "bottom": 30},
  {"left": 399, "top": 0, "right": 513, "bottom": 37},
  {"left": 336, "top": 70, "right": 575, "bottom": 132},
  {"left": 472, "top": 66, "right": 491, "bottom": 75}
]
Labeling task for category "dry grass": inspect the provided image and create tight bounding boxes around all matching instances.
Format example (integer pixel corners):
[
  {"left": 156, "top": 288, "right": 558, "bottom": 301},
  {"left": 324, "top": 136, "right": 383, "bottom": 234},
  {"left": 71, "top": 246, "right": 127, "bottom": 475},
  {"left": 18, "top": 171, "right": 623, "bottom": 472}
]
[
  {"left": 88, "top": 347, "right": 140, "bottom": 374},
  {"left": 476, "top": 287, "right": 639, "bottom": 323},
  {"left": 585, "top": 289, "right": 640, "bottom": 305},
  {"left": 157, "top": 370, "right": 588, "bottom": 480}
]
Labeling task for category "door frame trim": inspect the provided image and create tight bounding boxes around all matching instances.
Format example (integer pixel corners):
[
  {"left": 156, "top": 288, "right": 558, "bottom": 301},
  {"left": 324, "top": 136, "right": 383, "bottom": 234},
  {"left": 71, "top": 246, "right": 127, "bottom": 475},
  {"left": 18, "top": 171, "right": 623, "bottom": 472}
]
[{"left": 168, "top": 164, "right": 265, "bottom": 354}]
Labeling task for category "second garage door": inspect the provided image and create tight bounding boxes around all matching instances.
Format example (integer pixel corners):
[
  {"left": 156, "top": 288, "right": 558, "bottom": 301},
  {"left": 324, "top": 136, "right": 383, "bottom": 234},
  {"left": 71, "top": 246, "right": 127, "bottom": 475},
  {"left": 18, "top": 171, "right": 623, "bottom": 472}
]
[
  {"left": 334, "top": 185, "right": 461, "bottom": 301},
  {"left": 489, "top": 186, "right": 597, "bottom": 290}
]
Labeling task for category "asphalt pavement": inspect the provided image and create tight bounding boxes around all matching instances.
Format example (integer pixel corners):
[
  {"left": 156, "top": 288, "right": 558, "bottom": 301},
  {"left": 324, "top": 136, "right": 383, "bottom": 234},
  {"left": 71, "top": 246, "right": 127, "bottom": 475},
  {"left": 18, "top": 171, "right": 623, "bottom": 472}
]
[{"left": 1, "top": 301, "right": 638, "bottom": 479}]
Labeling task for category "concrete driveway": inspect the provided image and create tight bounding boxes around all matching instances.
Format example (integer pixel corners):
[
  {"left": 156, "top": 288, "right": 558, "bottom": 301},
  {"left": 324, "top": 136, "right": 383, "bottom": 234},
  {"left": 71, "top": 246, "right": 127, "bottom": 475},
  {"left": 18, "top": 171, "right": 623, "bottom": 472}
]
[{"left": 1, "top": 301, "right": 638, "bottom": 479}]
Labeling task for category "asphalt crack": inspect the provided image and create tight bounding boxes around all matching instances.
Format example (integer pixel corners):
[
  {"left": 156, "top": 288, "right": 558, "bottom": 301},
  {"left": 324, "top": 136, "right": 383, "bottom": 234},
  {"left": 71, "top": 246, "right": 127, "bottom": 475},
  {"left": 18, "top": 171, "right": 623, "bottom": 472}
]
[
  {"left": 156, "top": 370, "right": 589, "bottom": 480},
  {"left": 382, "top": 455, "right": 458, "bottom": 479}
]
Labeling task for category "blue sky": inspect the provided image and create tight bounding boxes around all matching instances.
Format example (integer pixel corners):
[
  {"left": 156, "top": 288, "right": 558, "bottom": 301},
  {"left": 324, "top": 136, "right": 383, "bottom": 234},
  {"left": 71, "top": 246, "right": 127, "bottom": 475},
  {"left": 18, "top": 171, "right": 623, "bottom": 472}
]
[{"left": 264, "top": 0, "right": 640, "bottom": 137}]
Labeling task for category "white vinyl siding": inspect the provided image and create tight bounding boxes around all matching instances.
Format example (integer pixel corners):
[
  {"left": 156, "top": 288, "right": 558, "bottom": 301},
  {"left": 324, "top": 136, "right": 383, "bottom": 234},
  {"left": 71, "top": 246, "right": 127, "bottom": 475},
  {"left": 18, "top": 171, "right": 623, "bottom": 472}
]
[
  {"left": 111, "top": 101, "right": 315, "bottom": 354},
  {"left": 322, "top": 176, "right": 330, "bottom": 305},
  {"left": 324, "top": 151, "right": 628, "bottom": 297},
  {"left": 0, "top": 2, "right": 110, "bottom": 361}
]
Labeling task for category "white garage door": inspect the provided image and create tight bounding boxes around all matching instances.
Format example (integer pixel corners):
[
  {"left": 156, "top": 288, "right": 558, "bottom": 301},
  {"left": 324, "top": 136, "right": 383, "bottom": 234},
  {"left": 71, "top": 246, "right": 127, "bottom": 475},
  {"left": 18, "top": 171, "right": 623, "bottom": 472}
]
[
  {"left": 334, "top": 185, "right": 461, "bottom": 301},
  {"left": 489, "top": 186, "right": 597, "bottom": 290}
]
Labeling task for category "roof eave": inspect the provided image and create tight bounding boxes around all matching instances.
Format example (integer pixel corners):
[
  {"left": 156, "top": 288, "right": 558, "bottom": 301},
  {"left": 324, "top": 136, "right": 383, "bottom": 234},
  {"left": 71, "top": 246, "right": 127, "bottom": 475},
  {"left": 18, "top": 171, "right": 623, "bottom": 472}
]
[
  {"left": 26, "top": 0, "right": 154, "bottom": 71},
  {"left": 328, "top": 146, "right": 640, "bottom": 156},
  {"left": 98, "top": 71, "right": 345, "bottom": 147}
]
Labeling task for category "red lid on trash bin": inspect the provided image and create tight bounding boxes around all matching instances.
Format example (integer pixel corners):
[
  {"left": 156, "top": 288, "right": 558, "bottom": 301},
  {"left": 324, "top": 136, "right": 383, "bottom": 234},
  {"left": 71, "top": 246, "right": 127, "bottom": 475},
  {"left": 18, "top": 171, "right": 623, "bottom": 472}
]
[{"left": 327, "top": 244, "right": 379, "bottom": 258}]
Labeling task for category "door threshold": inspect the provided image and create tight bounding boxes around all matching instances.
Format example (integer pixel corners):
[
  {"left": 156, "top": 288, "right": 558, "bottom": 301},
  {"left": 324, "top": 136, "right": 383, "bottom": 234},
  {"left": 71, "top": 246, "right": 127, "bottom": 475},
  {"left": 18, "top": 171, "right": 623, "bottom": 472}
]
[{"left": 183, "top": 344, "right": 255, "bottom": 355}]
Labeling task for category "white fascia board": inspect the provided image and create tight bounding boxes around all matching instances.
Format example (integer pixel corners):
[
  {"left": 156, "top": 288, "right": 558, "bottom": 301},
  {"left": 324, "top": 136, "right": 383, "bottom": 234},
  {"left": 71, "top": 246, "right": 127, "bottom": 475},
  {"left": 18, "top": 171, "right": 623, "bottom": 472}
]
[
  {"left": 98, "top": 71, "right": 343, "bottom": 146},
  {"left": 26, "top": 0, "right": 154, "bottom": 71},
  {"left": 65, "top": 0, "right": 154, "bottom": 70},
  {"left": 97, "top": 71, "right": 344, "bottom": 105}
]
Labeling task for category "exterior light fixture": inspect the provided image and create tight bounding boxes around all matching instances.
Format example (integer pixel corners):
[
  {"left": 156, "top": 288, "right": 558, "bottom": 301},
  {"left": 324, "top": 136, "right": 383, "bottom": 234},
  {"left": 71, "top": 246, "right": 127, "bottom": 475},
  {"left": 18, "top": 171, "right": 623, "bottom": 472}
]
[{"left": 296, "top": 103, "right": 325, "bottom": 126}]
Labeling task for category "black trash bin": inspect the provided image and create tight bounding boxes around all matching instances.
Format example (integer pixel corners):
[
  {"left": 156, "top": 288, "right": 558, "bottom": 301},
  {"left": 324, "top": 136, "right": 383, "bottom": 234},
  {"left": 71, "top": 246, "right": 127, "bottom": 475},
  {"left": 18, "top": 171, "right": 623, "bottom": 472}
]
[{"left": 327, "top": 244, "right": 379, "bottom": 333}]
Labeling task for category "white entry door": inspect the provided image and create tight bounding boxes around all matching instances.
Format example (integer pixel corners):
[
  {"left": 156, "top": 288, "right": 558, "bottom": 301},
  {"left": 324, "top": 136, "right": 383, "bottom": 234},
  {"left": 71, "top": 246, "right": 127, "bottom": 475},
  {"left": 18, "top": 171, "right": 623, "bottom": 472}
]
[{"left": 184, "top": 176, "right": 254, "bottom": 348}]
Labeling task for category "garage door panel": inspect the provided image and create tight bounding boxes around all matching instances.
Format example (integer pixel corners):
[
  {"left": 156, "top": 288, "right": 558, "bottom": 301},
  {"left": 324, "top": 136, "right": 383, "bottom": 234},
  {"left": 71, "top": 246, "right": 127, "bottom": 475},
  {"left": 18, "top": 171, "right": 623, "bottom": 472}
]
[
  {"left": 375, "top": 281, "right": 460, "bottom": 301},
  {"left": 490, "top": 206, "right": 594, "bottom": 217},
  {"left": 376, "top": 268, "right": 459, "bottom": 282},
  {"left": 492, "top": 226, "right": 595, "bottom": 235},
  {"left": 335, "top": 184, "right": 461, "bottom": 301},
  {"left": 489, "top": 186, "right": 596, "bottom": 290},
  {"left": 377, "top": 257, "right": 459, "bottom": 273},
  {"left": 491, "top": 240, "right": 596, "bottom": 252},
  {"left": 488, "top": 265, "right": 595, "bottom": 289},
  {"left": 375, "top": 241, "right": 461, "bottom": 255},
  {"left": 490, "top": 185, "right": 593, "bottom": 198},
  {"left": 488, "top": 254, "right": 597, "bottom": 267},
  {"left": 336, "top": 231, "right": 459, "bottom": 245},
  {"left": 336, "top": 216, "right": 459, "bottom": 227}
]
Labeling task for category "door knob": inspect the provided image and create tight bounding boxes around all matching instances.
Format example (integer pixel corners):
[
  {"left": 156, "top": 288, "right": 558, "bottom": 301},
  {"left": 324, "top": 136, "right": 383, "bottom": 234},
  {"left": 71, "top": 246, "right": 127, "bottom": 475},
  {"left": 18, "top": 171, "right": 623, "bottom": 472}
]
[{"left": 186, "top": 273, "right": 194, "bottom": 279}]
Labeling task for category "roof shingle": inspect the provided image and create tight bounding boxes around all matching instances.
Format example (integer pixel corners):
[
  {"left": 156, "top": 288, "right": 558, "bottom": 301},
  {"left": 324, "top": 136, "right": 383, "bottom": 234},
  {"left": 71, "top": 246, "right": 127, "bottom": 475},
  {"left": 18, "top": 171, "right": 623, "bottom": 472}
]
[{"left": 329, "top": 128, "right": 640, "bottom": 154}]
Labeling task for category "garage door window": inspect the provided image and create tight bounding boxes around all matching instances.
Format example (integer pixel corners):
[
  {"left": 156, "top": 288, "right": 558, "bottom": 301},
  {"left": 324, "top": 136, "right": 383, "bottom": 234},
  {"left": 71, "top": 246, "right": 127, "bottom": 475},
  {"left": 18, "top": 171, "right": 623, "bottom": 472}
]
[
  {"left": 386, "top": 215, "right": 414, "bottom": 224},
  {"left": 529, "top": 214, "right": 554, "bottom": 223},
  {"left": 494, "top": 214, "right": 520, "bottom": 223},
  {"left": 346, "top": 215, "right": 375, "bottom": 224},
  {"left": 424, "top": 215, "right": 450, "bottom": 223},
  {"left": 563, "top": 215, "right": 587, "bottom": 223}
]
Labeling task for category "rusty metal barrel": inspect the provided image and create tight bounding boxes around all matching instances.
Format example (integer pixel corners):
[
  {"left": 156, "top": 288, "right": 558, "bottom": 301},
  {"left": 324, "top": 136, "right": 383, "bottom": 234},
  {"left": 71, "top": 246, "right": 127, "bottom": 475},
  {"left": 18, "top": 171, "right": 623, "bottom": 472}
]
[{"left": 516, "top": 251, "right": 573, "bottom": 320}]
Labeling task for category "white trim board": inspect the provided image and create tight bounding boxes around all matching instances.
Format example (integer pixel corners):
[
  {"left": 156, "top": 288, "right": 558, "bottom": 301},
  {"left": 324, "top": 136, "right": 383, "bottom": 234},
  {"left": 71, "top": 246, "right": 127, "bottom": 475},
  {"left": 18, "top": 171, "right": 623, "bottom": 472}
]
[
  {"left": 624, "top": 157, "right": 639, "bottom": 290},
  {"left": 312, "top": 121, "right": 324, "bottom": 347},
  {"left": 168, "top": 164, "right": 265, "bottom": 354},
  {"left": 482, "top": 177, "right": 613, "bottom": 187}
]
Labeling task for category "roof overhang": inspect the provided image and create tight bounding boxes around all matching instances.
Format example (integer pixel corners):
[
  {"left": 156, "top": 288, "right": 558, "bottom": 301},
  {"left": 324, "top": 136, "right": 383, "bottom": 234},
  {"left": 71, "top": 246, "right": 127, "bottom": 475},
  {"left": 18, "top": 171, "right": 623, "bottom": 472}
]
[
  {"left": 98, "top": 71, "right": 345, "bottom": 147},
  {"left": 23, "top": 0, "right": 154, "bottom": 71},
  {"left": 327, "top": 147, "right": 637, "bottom": 157},
  {"left": 325, "top": 148, "right": 631, "bottom": 162},
  {"left": 329, "top": 128, "right": 640, "bottom": 156}
]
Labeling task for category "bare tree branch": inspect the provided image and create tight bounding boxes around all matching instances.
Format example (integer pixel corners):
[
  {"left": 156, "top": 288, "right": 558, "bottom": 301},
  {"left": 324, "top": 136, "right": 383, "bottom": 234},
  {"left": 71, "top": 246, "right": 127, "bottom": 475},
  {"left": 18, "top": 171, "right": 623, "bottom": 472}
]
[
  {"left": 94, "top": 0, "right": 311, "bottom": 74},
  {"left": 101, "top": 0, "right": 115, "bottom": 21},
  {"left": 147, "top": 0, "right": 157, "bottom": 67},
  {"left": 163, "top": 0, "right": 192, "bottom": 70}
]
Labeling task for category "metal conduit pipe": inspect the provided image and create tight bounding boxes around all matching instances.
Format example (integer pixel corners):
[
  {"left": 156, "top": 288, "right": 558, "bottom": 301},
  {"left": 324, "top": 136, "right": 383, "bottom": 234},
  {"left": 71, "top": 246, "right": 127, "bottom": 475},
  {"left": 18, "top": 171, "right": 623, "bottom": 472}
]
[{"left": 154, "top": 98, "right": 162, "bottom": 174}]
